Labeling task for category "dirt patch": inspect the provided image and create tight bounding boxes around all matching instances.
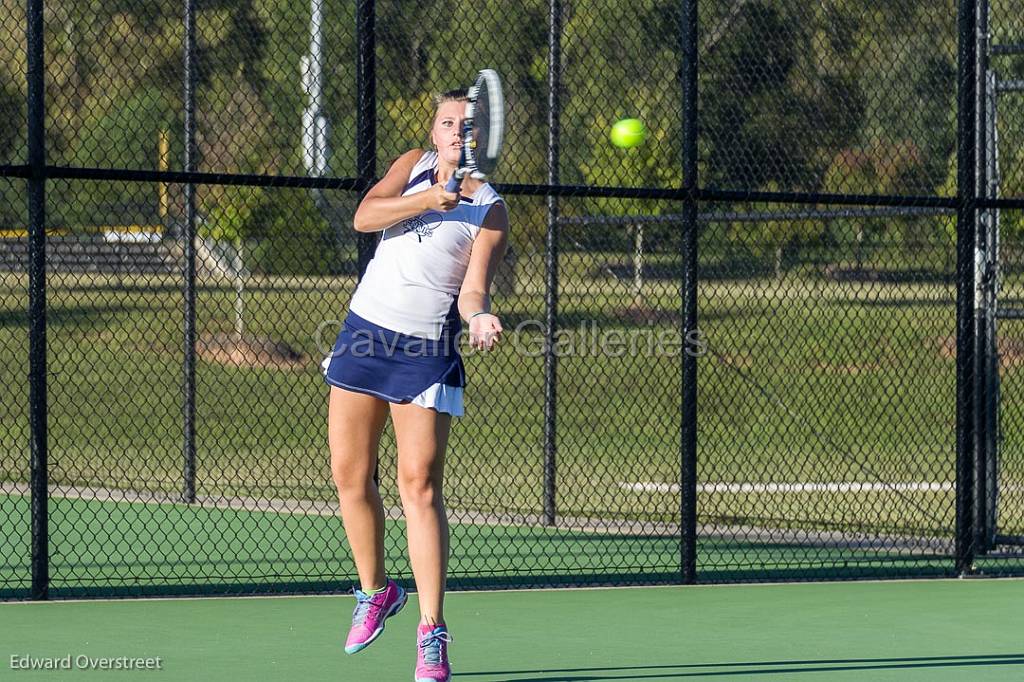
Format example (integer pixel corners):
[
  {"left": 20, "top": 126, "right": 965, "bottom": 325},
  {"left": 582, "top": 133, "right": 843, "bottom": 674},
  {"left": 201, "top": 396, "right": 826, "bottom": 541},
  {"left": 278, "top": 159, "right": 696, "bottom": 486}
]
[
  {"left": 198, "top": 332, "right": 307, "bottom": 370},
  {"left": 812, "top": 361, "right": 882, "bottom": 374}
]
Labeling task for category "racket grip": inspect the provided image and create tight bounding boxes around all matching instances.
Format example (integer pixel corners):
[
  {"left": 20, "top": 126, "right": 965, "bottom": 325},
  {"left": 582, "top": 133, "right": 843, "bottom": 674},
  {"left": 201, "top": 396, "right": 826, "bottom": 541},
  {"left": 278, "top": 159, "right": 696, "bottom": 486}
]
[{"left": 445, "top": 173, "right": 463, "bottom": 193}]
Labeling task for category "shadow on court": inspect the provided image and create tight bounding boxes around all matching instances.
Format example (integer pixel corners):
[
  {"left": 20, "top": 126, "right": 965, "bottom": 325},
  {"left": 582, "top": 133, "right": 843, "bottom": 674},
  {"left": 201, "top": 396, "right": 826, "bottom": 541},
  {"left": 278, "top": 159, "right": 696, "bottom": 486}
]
[{"left": 460, "top": 653, "right": 1024, "bottom": 680}]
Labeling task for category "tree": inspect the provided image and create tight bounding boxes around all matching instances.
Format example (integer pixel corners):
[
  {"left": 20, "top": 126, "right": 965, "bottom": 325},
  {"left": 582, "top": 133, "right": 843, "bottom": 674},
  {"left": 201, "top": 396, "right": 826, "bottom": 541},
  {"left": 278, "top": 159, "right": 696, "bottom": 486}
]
[
  {"left": 702, "top": 1, "right": 866, "bottom": 193},
  {"left": 204, "top": 187, "right": 259, "bottom": 345}
]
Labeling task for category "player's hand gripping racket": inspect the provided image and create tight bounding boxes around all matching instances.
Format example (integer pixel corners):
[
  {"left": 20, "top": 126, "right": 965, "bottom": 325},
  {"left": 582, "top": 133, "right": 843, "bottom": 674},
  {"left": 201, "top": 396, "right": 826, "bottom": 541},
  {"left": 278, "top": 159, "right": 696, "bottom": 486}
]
[{"left": 445, "top": 69, "right": 505, "bottom": 193}]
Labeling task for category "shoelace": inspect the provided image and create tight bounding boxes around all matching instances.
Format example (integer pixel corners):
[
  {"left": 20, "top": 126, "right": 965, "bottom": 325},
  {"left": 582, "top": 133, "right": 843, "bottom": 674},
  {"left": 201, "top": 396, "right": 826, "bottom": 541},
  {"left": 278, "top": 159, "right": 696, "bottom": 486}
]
[
  {"left": 419, "top": 629, "right": 453, "bottom": 666},
  {"left": 350, "top": 589, "right": 381, "bottom": 627}
]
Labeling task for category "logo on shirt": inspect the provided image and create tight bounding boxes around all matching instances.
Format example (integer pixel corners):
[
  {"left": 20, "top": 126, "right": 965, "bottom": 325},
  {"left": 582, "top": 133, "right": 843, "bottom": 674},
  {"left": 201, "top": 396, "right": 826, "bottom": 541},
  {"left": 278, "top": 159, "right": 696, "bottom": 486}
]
[{"left": 401, "top": 215, "right": 437, "bottom": 242}]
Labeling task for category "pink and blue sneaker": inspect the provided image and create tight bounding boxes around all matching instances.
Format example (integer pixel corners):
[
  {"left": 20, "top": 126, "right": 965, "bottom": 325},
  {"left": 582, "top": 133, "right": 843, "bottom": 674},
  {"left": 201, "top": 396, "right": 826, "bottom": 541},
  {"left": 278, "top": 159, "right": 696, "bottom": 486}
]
[
  {"left": 415, "top": 624, "right": 453, "bottom": 682},
  {"left": 344, "top": 578, "right": 408, "bottom": 654}
]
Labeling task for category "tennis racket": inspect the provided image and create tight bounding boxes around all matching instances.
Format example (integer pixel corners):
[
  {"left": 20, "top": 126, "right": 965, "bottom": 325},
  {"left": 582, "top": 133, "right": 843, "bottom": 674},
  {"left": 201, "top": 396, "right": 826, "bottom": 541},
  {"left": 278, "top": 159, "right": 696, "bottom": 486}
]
[{"left": 444, "top": 69, "right": 505, "bottom": 192}]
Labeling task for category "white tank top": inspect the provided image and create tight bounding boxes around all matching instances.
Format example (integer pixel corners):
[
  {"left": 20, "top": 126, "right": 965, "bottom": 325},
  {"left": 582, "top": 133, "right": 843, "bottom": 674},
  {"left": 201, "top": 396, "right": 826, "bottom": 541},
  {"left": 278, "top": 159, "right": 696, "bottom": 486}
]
[{"left": 349, "top": 151, "right": 504, "bottom": 340}]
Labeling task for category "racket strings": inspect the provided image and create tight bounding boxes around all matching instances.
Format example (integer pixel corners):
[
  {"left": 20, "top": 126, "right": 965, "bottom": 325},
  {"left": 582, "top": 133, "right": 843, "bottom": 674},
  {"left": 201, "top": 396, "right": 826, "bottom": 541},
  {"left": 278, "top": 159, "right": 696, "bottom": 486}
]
[{"left": 474, "top": 95, "right": 491, "bottom": 163}]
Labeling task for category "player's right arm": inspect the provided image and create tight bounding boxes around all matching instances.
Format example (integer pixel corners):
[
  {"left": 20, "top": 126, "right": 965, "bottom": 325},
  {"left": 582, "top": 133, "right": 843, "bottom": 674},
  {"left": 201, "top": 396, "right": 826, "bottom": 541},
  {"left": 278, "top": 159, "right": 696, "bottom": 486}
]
[{"left": 353, "top": 150, "right": 459, "bottom": 232}]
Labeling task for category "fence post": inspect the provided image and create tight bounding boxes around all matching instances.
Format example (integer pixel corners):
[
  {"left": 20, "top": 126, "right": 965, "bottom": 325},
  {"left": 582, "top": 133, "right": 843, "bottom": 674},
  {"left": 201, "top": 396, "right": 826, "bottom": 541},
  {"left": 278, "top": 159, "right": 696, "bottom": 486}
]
[
  {"left": 355, "top": 0, "right": 377, "bottom": 280},
  {"left": 355, "top": 0, "right": 379, "bottom": 490},
  {"left": 973, "top": 0, "right": 997, "bottom": 555},
  {"left": 955, "top": 0, "right": 980, "bottom": 575},
  {"left": 680, "top": 0, "right": 699, "bottom": 584},
  {"left": 981, "top": 68, "right": 1001, "bottom": 552},
  {"left": 27, "top": 0, "right": 48, "bottom": 601},
  {"left": 181, "top": 0, "right": 198, "bottom": 504},
  {"left": 543, "top": 0, "right": 562, "bottom": 527}
]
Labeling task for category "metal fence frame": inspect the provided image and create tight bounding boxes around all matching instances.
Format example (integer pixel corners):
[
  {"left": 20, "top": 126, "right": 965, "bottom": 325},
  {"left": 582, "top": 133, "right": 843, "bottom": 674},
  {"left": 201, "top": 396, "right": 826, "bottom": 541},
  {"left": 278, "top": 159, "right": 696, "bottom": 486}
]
[{"left": 3, "top": 0, "right": 1024, "bottom": 600}]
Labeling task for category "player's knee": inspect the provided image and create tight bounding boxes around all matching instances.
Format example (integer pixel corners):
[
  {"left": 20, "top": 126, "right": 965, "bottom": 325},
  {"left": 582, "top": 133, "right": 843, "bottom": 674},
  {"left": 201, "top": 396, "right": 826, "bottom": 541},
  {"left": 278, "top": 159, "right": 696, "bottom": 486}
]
[
  {"left": 397, "top": 462, "right": 442, "bottom": 508},
  {"left": 330, "top": 454, "right": 374, "bottom": 495}
]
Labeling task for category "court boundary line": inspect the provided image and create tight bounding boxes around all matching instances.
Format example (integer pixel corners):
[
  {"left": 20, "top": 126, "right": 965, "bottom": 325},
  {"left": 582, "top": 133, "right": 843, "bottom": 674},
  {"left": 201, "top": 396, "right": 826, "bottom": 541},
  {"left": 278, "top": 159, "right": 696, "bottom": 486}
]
[{"left": 622, "top": 480, "right": 1024, "bottom": 494}]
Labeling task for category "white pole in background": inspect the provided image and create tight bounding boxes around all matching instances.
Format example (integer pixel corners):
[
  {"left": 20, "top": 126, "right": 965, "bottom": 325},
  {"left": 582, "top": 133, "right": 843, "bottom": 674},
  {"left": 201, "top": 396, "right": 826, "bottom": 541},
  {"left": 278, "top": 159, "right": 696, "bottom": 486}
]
[{"left": 302, "top": 0, "right": 330, "bottom": 177}]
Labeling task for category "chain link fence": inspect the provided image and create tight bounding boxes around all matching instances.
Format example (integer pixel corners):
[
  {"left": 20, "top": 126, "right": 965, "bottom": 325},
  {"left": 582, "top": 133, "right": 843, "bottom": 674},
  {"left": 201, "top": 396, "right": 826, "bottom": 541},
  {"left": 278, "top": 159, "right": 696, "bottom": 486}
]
[{"left": 2, "top": 0, "right": 1024, "bottom": 598}]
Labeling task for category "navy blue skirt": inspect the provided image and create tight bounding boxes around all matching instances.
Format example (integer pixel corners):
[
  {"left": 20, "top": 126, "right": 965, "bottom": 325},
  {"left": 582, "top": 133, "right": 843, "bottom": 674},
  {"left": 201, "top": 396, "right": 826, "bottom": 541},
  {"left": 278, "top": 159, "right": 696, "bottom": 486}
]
[{"left": 322, "top": 310, "right": 465, "bottom": 403}]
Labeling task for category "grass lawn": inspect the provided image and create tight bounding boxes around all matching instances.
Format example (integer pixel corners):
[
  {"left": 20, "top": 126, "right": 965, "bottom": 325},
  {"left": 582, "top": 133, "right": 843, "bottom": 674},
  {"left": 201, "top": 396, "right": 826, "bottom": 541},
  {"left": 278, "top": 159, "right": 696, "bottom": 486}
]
[{"left": 2, "top": 248, "right": 1023, "bottom": 591}]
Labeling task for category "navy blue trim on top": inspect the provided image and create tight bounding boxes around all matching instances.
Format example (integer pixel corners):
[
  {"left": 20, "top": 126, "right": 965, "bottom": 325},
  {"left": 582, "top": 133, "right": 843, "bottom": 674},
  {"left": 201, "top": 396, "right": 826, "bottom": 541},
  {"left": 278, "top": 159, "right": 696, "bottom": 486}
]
[
  {"left": 446, "top": 298, "right": 461, "bottom": 325},
  {"left": 403, "top": 161, "right": 475, "bottom": 203},
  {"left": 403, "top": 167, "right": 435, "bottom": 193}
]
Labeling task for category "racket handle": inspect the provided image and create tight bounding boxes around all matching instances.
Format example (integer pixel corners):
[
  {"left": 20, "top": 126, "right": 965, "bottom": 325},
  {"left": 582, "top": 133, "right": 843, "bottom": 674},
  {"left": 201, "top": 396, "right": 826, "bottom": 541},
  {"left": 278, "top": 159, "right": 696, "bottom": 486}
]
[{"left": 445, "top": 173, "right": 463, "bottom": 193}]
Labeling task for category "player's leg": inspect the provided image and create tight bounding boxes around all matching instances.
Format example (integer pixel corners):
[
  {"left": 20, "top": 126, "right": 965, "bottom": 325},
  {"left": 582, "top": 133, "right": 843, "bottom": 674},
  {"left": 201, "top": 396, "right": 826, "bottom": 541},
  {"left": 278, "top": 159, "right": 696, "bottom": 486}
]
[
  {"left": 329, "top": 385, "right": 390, "bottom": 588},
  {"left": 391, "top": 401, "right": 453, "bottom": 681},
  {"left": 329, "top": 385, "right": 407, "bottom": 654},
  {"left": 391, "top": 401, "right": 452, "bottom": 623}
]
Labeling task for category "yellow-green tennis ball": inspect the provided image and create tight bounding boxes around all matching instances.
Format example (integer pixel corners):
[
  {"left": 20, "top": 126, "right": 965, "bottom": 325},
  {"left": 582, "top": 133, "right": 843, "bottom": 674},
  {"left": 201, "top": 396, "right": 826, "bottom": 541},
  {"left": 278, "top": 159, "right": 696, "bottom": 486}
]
[{"left": 610, "top": 118, "right": 647, "bottom": 148}]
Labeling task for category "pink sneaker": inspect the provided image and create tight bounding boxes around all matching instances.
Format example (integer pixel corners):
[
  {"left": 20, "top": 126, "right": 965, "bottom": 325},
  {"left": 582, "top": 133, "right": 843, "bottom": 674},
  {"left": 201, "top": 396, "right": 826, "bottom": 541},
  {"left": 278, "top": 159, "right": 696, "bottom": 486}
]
[
  {"left": 344, "top": 579, "right": 407, "bottom": 654},
  {"left": 415, "top": 624, "right": 453, "bottom": 682}
]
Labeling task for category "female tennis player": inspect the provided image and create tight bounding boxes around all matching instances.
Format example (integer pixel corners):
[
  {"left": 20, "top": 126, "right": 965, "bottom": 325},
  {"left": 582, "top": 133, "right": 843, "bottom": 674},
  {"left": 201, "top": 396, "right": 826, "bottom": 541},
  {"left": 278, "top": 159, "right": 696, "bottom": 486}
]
[{"left": 323, "top": 89, "right": 508, "bottom": 682}]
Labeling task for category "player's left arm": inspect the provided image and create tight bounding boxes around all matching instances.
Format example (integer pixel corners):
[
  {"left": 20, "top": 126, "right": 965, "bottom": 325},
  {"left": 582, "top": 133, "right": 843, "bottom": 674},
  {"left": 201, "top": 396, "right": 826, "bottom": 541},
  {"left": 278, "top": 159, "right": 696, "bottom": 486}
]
[{"left": 459, "top": 202, "right": 509, "bottom": 351}]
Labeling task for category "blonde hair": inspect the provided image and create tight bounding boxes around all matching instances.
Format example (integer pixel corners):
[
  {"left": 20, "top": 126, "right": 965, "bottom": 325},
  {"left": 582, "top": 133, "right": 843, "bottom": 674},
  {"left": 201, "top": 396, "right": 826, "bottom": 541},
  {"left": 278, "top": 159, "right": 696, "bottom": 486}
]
[{"left": 433, "top": 88, "right": 468, "bottom": 108}]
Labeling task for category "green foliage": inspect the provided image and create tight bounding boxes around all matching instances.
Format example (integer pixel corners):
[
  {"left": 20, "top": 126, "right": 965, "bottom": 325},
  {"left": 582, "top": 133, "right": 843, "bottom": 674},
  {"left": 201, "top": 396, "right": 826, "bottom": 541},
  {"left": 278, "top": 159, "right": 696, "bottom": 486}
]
[
  {"left": 0, "top": 74, "right": 25, "bottom": 228},
  {"left": 247, "top": 191, "right": 333, "bottom": 276},
  {"left": 2, "top": 0, "right": 1022, "bottom": 265},
  {"left": 202, "top": 186, "right": 332, "bottom": 276},
  {"left": 0, "top": 180, "right": 22, "bottom": 230},
  {"left": 702, "top": 2, "right": 867, "bottom": 192},
  {"left": 0, "top": 75, "right": 23, "bottom": 166},
  {"left": 204, "top": 187, "right": 260, "bottom": 244}
]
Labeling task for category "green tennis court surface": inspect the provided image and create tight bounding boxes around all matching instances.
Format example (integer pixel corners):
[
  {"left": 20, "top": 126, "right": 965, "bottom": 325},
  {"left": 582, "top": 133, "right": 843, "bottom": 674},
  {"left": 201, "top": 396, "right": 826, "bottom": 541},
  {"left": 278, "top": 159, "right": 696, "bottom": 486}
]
[{"left": 3, "top": 580, "right": 1022, "bottom": 681}]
